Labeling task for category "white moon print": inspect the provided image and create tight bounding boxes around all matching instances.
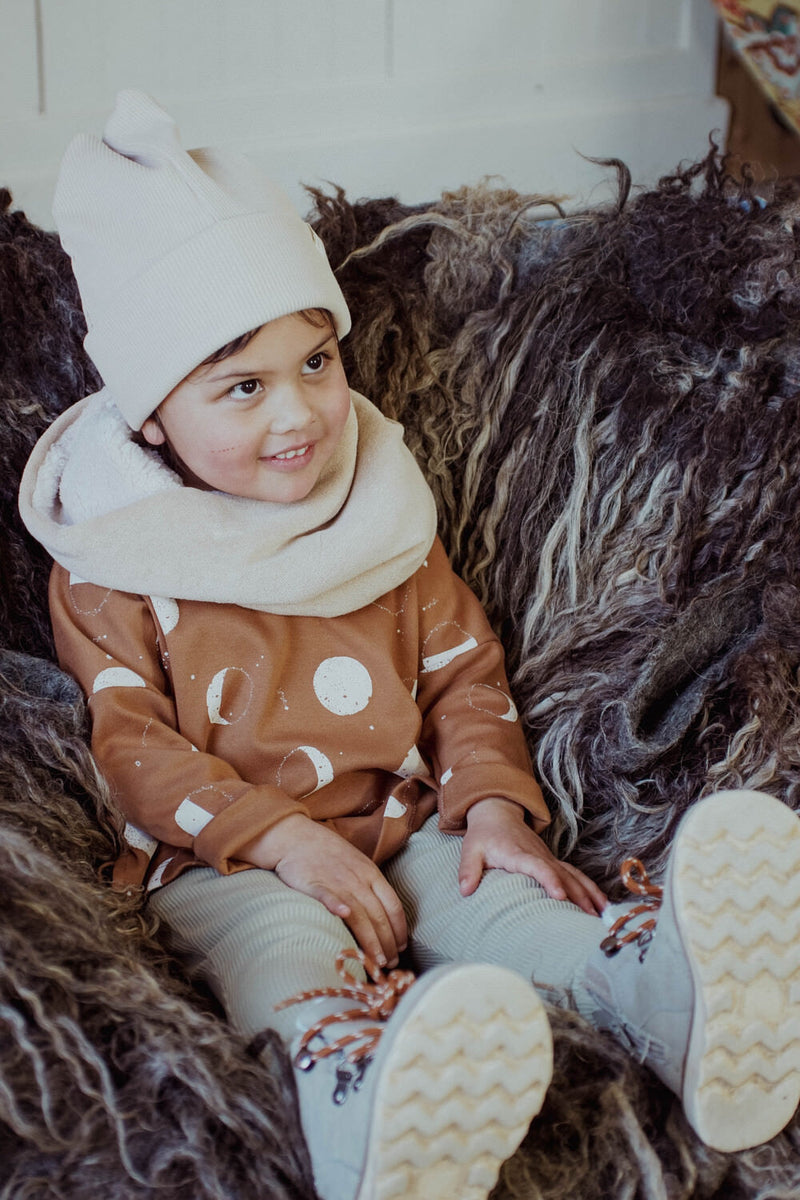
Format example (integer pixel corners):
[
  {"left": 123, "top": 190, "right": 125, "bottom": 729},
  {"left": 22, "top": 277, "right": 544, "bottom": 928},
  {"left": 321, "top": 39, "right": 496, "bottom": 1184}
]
[
  {"left": 298, "top": 746, "right": 334, "bottom": 792},
  {"left": 206, "top": 667, "right": 254, "bottom": 726},
  {"left": 395, "top": 745, "right": 427, "bottom": 778},
  {"left": 421, "top": 622, "right": 478, "bottom": 673},
  {"left": 277, "top": 745, "right": 335, "bottom": 795},
  {"left": 174, "top": 797, "right": 214, "bottom": 836},
  {"left": 123, "top": 822, "right": 158, "bottom": 856},
  {"left": 93, "top": 667, "right": 146, "bottom": 692},
  {"left": 146, "top": 857, "right": 174, "bottom": 892},
  {"left": 385, "top": 796, "right": 408, "bottom": 819},
  {"left": 149, "top": 595, "right": 179, "bottom": 634},
  {"left": 467, "top": 683, "right": 519, "bottom": 722},
  {"left": 313, "top": 657, "right": 373, "bottom": 716}
]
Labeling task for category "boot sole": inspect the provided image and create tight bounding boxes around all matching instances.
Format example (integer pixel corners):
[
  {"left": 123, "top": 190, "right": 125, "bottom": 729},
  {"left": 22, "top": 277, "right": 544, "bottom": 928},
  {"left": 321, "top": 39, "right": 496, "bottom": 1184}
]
[
  {"left": 357, "top": 962, "right": 552, "bottom": 1200},
  {"left": 671, "top": 789, "right": 800, "bottom": 1151}
]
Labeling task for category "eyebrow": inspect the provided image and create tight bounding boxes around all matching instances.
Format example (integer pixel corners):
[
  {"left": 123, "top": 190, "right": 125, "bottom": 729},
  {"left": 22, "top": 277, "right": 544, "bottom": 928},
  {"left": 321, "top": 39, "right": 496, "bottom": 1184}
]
[{"left": 201, "top": 332, "right": 336, "bottom": 385}]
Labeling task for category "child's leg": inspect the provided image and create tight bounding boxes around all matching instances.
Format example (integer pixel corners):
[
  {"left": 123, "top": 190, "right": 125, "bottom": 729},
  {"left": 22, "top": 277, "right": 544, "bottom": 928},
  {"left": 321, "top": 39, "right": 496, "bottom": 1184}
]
[
  {"left": 149, "top": 864, "right": 553, "bottom": 1200},
  {"left": 383, "top": 812, "right": 603, "bottom": 1015},
  {"left": 389, "top": 795, "right": 800, "bottom": 1153},
  {"left": 148, "top": 862, "right": 362, "bottom": 1041},
  {"left": 583, "top": 789, "right": 800, "bottom": 1152}
]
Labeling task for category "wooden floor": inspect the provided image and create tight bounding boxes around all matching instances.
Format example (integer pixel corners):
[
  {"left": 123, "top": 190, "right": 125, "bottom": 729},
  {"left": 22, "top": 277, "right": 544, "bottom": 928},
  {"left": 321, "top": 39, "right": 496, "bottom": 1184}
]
[{"left": 717, "top": 30, "right": 800, "bottom": 180}]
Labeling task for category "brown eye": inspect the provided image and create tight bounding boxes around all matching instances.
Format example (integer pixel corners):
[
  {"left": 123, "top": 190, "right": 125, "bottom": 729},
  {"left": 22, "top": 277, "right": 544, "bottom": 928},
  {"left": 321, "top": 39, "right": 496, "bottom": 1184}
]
[
  {"left": 229, "top": 378, "right": 261, "bottom": 399},
  {"left": 303, "top": 352, "right": 328, "bottom": 375}
]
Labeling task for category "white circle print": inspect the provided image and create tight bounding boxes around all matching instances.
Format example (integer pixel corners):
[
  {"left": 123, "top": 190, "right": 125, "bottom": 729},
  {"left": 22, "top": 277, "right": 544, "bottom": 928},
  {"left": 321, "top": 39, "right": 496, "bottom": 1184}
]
[{"left": 313, "top": 656, "right": 373, "bottom": 716}]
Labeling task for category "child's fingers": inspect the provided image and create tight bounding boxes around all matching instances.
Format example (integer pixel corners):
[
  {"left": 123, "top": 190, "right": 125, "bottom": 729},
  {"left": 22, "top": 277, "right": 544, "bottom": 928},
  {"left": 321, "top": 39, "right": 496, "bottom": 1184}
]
[
  {"left": 313, "top": 884, "right": 390, "bottom": 964},
  {"left": 344, "top": 895, "right": 403, "bottom": 968},
  {"left": 474, "top": 839, "right": 567, "bottom": 899},
  {"left": 372, "top": 876, "right": 408, "bottom": 956},
  {"left": 271, "top": 826, "right": 407, "bottom": 964},
  {"left": 500, "top": 848, "right": 598, "bottom": 912},
  {"left": 526, "top": 857, "right": 568, "bottom": 902},
  {"left": 554, "top": 865, "right": 606, "bottom": 916},
  {"left": 312, "top": 886, "right": 352, "bottom": 922},
  {"left": 318, "top": 871, "right": 406, "bottom": 967},
  {"left": 564, "top": 879, "right": 602, "bottom": 916},
  {"left": 458, "top": 840, "right": 486, "bottom": 897},
  {"left": 576, "top": 873, "right": 608, "bottom": 914},
  {"left": 525, "top": 860, "right": 604, "bottom": 913}
]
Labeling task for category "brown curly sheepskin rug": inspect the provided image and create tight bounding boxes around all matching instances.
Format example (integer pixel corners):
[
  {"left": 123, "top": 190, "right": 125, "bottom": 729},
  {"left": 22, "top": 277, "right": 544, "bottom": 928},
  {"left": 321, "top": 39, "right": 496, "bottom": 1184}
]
[{"left": 3, "top": 150, "right": 800, "bottom": 1198}]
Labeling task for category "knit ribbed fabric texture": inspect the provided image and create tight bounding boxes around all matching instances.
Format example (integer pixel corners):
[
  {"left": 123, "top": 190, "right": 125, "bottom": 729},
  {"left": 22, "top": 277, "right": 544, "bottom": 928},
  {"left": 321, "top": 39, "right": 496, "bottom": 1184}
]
[
  {"left": 149, "top": 815, "right": 604, "bottom": 1038},
  {"left": 385, "top": 815, "right": 602, "bottom": 1017},
  {"left": 149, "top": 865, "right": 363, "bottom": 1040}
]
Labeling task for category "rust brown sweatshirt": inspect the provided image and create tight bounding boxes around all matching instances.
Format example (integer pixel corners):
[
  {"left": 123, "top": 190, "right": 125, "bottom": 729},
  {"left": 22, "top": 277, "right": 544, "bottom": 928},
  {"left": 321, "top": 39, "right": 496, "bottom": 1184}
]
[{"left": 50, "top": 537, "right": 549, "bottom": 893}]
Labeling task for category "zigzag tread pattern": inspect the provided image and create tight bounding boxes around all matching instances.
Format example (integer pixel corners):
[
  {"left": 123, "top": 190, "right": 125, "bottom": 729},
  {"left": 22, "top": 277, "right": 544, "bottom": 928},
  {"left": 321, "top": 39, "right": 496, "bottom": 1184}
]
[
  {"left": 369, "top": 987, "right": 551, "bottom": 1200},
  {"left": 674, "top": 800, "right": 800, "bottom": 1137},
  {"left": 696, "top": 1024, "right": 800, "bottom": 1094},
  {"left": 690, "top": 935, "right": 800, "bottom": 970},
  {"left": 382, "top": 1026, "right": 552, "bottom": 1130},
  {"left": 402, "top": 1014, "right": 547, "bottom": 1061},
  {"left": 680, "top": 872, "right": 800, "bottom": 913},
  {"left": 701, "top": 1044, "right": 800, "bottom": 1087},
  {"left": 679, "top": 836, "right": 800, "bottom": 882},
  {"left": 690, "top": 901, "right": 800, "bottom": 934},
  {"left": 390, "top": 1056, "right": 550, "bottom": 1103}
]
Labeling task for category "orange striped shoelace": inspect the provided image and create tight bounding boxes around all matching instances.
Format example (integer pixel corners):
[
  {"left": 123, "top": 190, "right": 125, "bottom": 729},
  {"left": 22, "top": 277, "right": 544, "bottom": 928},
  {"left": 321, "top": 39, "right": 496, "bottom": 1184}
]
[
  {"left": 600, "top": 858, "right": 663, "bottom": 958},
  {"left": 275, "top": 948, "right": 416, "bottom": 1068}
]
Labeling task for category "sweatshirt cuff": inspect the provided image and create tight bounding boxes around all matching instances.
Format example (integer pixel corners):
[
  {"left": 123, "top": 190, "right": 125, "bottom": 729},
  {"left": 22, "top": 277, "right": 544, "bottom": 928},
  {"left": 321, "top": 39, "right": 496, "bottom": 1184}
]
[
  {"left": 193, "top": 786, "right": 311, "bottom": 874},
  {"left": 437, "top": 763, "right": 550, "bottom": 832}
]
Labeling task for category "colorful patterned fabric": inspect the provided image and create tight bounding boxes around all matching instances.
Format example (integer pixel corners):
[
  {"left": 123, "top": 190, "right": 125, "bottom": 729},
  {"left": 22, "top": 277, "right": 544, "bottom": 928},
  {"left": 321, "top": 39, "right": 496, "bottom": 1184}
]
[{"left": 714, "top": 1, "right": 800, "bottom": 133}]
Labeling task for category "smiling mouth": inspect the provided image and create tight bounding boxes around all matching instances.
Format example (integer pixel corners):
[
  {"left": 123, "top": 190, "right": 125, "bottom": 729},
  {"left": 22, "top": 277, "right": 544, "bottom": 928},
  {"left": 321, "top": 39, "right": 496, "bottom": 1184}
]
[{"left": 261, "top": 443, "right": 314, "bottom": 466}]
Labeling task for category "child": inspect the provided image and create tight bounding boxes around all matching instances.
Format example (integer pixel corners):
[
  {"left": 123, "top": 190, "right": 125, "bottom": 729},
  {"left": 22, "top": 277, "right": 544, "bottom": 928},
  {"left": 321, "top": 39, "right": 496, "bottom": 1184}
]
[{"left": 19, "top": 90, "right": 800, "bottom": 1198}]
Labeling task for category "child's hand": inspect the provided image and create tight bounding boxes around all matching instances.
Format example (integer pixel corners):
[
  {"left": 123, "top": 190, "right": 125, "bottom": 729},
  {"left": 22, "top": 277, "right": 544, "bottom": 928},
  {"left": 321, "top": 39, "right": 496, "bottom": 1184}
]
[
  {"left": 459, "top": 797, "right": 607, "bottom": 916},
  {"left": 239, "top": 814, "right": 408, "bottom": 968}
]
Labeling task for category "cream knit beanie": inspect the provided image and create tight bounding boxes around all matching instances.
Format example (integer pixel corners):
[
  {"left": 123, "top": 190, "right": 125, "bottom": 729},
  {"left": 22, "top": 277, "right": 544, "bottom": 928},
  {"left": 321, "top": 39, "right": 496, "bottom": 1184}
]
[{"left": 53, "top": 90, "right": 351, "bottom": 430}]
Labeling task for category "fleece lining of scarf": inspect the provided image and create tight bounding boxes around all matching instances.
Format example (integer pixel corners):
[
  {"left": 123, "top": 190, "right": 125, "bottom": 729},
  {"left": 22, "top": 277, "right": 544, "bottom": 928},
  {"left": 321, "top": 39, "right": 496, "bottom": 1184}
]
[{"left": 19, "top": 388, "right": 438, "bottom": 617}]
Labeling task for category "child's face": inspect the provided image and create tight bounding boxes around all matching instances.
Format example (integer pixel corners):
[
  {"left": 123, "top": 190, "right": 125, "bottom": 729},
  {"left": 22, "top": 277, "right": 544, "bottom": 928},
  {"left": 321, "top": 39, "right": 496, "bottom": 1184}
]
[{"left": 141, "top": 313, "right": 351, "bottom": 503}]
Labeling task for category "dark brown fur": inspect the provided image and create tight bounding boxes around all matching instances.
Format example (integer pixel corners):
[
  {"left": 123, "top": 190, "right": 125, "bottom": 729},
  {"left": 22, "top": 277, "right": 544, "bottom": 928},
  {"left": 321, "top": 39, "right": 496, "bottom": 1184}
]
[{"left": 3, "top": 153, "right": 800, "bottom": 1196}]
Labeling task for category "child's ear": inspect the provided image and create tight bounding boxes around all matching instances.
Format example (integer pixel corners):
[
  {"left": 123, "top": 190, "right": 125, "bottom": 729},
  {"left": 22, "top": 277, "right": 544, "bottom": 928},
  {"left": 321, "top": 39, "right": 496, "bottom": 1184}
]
[{"left": 141, "top": 414, "right": 166, "bottom": 446}]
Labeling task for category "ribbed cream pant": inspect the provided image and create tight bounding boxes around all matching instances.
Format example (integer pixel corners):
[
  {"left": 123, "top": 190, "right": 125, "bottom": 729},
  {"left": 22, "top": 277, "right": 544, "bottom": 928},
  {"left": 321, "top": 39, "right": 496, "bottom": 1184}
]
[{"left": 148, "top": 814, "right": 603, "bottom": 1042}]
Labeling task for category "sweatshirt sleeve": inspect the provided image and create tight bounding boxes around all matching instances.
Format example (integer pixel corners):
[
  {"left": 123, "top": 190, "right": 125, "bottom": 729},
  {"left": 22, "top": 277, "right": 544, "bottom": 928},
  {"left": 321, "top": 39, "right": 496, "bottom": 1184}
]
[
  {"left": 414, "top": 539, "right": 550, "bottom": 832},
  {"left": 48, "top": 565, "right": 311, "bottom": 877}
]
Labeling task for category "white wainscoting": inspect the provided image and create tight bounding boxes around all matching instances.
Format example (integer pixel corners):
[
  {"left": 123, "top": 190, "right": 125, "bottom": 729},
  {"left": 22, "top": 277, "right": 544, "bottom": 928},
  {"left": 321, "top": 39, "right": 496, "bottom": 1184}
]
[{"left": 1, "top": 0, "right": 727, "bottom": 229}]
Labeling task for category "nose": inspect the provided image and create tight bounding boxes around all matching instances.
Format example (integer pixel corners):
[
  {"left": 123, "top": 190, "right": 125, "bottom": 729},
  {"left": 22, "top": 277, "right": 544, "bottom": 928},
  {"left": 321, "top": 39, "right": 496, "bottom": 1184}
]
[{"left": 266, "top": 382, "right": 314, "bottom": 435}]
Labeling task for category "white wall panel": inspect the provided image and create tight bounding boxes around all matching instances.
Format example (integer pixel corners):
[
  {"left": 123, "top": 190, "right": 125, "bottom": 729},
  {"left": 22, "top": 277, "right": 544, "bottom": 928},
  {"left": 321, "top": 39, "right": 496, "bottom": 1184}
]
[
  {"left": 40, "top": 0, "right": 386, "bottom": 112},
  {"left": 0, "top": 0, "right": 40, "bottom": 118},
  {"left": 393, "top": 0, "right": 543, "bottom": 75},
  {"left": 1, "top": 0, "right": 728, "bottom": 230},
  {"left": 644, "top": 1, "right": 685, "bottom": 49},
  {"left": 541, "top": 1, "right": 628, "bottom": 59}
]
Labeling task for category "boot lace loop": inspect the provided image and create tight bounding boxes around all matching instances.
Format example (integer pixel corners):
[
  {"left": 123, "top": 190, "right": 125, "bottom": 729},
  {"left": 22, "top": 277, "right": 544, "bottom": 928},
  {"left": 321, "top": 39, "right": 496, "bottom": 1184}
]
[
  {"left": 275, "top": 948, "right": 416, "bottom": 1068},
  {"left": 600, "top": 857, "right": 663, "bottom": 958}
]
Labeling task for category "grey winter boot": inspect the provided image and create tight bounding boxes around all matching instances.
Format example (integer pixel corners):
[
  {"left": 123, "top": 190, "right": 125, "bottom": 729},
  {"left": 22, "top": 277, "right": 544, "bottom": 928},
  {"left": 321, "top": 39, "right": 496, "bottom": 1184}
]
[
  {"left": 582, "top": 788, "right": 800, "bottom": 1152},
  {"left": 278, "top": 950, "right": 553, "bottom": 1200}
]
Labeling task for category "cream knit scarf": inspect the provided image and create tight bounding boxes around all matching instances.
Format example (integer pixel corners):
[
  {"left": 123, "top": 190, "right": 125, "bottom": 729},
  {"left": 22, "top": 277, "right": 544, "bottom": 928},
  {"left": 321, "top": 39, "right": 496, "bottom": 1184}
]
[{"left": 19, "top": 388, "right": 438, "bottom": 616}]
